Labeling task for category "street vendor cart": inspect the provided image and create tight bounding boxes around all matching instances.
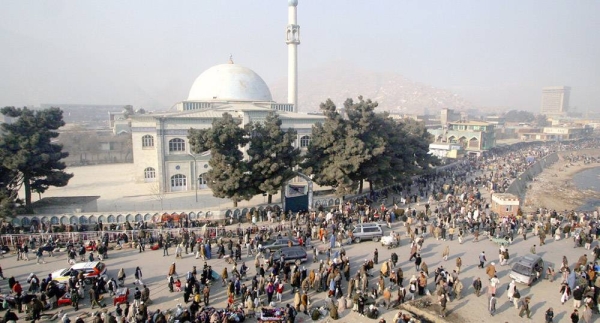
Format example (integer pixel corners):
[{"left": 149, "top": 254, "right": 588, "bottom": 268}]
[
  {"left": 258, "top": 308, "right": 286, "bottom": 322},
  {"left": 113, "top": 287, "right": 129, "bottom": 305}
]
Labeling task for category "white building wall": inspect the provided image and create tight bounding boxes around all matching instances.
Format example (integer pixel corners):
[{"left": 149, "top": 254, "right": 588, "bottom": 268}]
[{"left": 132, "top": 119, "right": 160, "bottom": 183}]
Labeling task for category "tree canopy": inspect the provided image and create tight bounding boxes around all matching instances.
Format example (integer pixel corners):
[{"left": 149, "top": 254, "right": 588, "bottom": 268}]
[
  {"left": 503, "top": 110, "right": 535, "bottom": 123},
  {"left": 302, "top": 96, "right": 437, "bottom": 196},
  {"left": 0, "top": 106, "right": 73, "bottom": 212},
  {"left": 246, "top": 112, "right": 300, "bottom": 203},
  {"left": 188, "top": 112, "right": 301, "bottom": 207},
  {"left": 188, "top": 113, "right": 253, "bottom": 207}
]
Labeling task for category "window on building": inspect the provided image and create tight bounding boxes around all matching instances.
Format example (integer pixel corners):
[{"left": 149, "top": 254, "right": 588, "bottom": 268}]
[
  {"left": 171, "top": 174, "right": 187, "bottom": 190},
  {"left": 142, "top": 135, "right": 154, "bottom": 148},
  {"left": 300, "top": 135, "right": 311, "bottom": 147},
  {"left": 169, "top": 138, "right": 185, "bottom": 152},
  {"left": 144, "top": 167, "right": 156, "bottom": 179}
]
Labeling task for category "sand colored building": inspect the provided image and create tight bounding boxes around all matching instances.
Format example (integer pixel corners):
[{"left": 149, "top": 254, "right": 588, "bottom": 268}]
[{"left": 491, "top": 193, "right": 520, "bottom": 217}]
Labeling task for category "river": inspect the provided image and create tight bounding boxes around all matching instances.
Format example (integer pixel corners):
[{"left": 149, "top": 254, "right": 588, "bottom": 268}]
[{"left": 572, "top": 166, "right": 600, "bottom": 210}]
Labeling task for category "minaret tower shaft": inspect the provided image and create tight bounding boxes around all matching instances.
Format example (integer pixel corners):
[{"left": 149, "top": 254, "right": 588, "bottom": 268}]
[{"left": 286, "top": 0, "right": 300, "bottom": 112}]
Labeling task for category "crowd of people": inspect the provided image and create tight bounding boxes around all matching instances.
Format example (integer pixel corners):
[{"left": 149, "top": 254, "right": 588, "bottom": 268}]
[{"left": 2, "top": 139, "right": 600, "bottom": 323}]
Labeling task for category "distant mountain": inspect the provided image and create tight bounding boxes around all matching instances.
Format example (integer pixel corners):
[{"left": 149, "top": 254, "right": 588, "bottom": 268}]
[{"left": 270, "top": 63, "right": 473, "bottom": 115}]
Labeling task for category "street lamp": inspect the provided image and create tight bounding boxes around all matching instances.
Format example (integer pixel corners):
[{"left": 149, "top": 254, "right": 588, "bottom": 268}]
[{"left": 188, "top": 153, "right": 198, "bottom": 203}]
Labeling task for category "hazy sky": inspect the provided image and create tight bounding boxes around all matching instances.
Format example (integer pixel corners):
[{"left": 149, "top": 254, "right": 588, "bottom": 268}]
[{"left": 0, "top": 0, "right": 598, "bottom": 112}]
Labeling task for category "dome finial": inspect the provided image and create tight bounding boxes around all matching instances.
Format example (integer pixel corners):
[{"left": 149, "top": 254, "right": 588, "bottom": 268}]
[{"left": 228, "top": 54, "right": 234, "bottom": 64}]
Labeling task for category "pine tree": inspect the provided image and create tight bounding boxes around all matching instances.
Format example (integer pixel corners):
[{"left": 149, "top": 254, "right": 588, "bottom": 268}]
[
  {"left": 0, "top": 106, "right": 73, "bottom": 212},
  {"left": 247, "top": 112, "right": 300, "bottom": 203},
  {"left": 302, "top": 97, "right": 438, "bottom": 197},
  {"left": 188, "top": 113, "right": 253, "bottom": 207},
  {"left": 301, "top": 99, "right": 359, "bottom": 196}
]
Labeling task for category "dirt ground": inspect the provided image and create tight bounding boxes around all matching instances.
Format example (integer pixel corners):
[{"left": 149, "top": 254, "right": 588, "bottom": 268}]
[{"left": 523, "top": 149, "right": 600, "bottom": 213}]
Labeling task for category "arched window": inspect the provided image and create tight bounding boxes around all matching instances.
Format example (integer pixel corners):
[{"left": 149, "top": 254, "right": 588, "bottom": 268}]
[
  {"left": 142, "top": 135, "right": 154, "bottom": 148},
  {"left": 169, "top": 138, "right": 185, "bottom": 152},
  {"left": 171, "top": 174, "right": 187, "bottom": 191},
  {"left": 144, "top": 167, "right": 156, "bottom": 180},
  {"left": 469, "top": 137, "right": 480, "bottom": 148},
  {"left": 300, "top": 135, "right": 311, "bottom": 147}
]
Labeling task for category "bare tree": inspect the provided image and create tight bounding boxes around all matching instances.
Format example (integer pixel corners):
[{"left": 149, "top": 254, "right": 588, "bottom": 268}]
[{"left": 148, "top": 182, "right": 165, "bottom": 210}]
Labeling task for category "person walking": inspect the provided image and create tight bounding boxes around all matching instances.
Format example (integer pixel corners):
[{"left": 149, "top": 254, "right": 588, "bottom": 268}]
[
  {"left": 473, "top": 277, "right": 482, "bottom": 297},
  {"left": 453, "top": 278, "right": 464, "bottom": 300},
  {"left": 485, "top": 262, "right": 496, "bottom": 279},
  {"left": 221, "top": 267, "right": 228, "bottom": 287},
  {"left": 36, "top": 248, "right": 46, "bottom": 264},
  {"left": 506, "top": 279, "right": 516, "bottom": 301},
  {"left": 374, "top": 249, "right": 379, "bottom": 265},
  {"left": 570, "top": 309, "right": 579, "bottom": 323},
  {"left": 134, "top": 266, "right": 143, "bottom": 285},
  {"left": 455, "top": 257, "right": 462, "bottom": 274},
  {"left": 70, "top": 288, "right": 80, "bottom": 310},
  {"left": 488, "top": 293, "right": 497, "bottom": 316},
  {"left": 478, "top": 251, "right": 486, "bottom": 269},
  {"left": 168, "top": 262, "right": 177, "bottom": 278},
  {"left": 117, "top": 268, "right": 126, "bottom": 286},
  {"left": 439, "top": 292, "right": 447, "bottom": 318},
  {"left": 518, "top": 297, "right": 531, "bottom": 319},
  {"left": 545, "top": 307, "right": 554, "bottom": 323},
  {"left": 89, "top": 287, "right": 102, "bottom": 309},
  {"left": 560, "top": 282, "right": 571, "bottom": 304},
  {"left": 573, "top": 286, "right": 583, "bottom": 308},
  {"left": 266, "top": 281, "right": 275, "bottom": 305},
  {"left": 442, "top": 246, "right": 449, "bottom": 261},
  {"left": 489, "top": 275, "right": 500, "bottom": 295},
  {"left": 512, "top": 287, "right": 521, "bottom": 309},
  {"left": 163, "top": 238, "right": 169, "bottom": 256},
  {"left": 415, "top": 254, "right": 422, "bottom": 272}
]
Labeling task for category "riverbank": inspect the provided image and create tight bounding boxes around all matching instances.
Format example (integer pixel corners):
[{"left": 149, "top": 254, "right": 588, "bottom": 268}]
[{"left": 522, "top": 149, "right": 600, "bottom": 212}]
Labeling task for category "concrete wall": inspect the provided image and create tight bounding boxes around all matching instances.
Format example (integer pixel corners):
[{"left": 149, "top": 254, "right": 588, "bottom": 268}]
[{"left": 506, "top": 152, "right": 559, "bottom": 199}]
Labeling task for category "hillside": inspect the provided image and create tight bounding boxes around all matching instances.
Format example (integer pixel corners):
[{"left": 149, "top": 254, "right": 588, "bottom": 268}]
[{"left": 270, "top": 63, "right": 473, "bottom": 115}]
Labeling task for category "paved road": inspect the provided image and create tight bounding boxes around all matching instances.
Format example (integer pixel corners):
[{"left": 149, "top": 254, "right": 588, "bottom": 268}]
[{"left": 0, "top": 202, "right": 588, "bottom": 323}]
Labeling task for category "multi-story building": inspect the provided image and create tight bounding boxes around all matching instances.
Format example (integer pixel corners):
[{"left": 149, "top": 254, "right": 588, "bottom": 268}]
[
  {"left": 429, "top": 121, "right": 496, "bottom": 155},
  {"left": 541, "top": 86, "right": 570, "bottom": 116}
]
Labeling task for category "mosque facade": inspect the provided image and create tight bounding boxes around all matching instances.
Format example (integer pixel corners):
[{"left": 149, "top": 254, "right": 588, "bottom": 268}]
[{"left": 130, "top": 1, "right": 319, "bottom": 193}]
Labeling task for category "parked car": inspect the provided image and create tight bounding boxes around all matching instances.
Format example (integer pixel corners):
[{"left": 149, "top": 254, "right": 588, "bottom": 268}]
[
  {"left": 51, "top": 261, "right": 107, "bottom": 283},
  {"left": 268, "top": 247, "right": 308, "bottom": 265},
  {"left": 259, "top": 238, "right": 299, "bottom": 253},
  {"left": 509, "top": 254, "right": 544, "bottom": 286},
  {"left": 352, "top": 223, "right": 384, "bottom": 243}
]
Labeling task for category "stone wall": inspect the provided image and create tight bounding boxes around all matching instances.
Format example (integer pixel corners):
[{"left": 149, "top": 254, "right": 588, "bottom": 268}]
[{"left": 506, "top": 152, "right": 559, "bottom": 198}]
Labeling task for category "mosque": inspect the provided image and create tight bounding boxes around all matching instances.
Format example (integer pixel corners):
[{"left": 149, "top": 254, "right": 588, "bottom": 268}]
[{"left": 129, "top": 0, "right": 323, "bottom": 193}]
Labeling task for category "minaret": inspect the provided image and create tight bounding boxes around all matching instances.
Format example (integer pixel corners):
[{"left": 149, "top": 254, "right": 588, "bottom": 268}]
[{"left": 286, "top": 0, "right": 300, "bottom": 112}]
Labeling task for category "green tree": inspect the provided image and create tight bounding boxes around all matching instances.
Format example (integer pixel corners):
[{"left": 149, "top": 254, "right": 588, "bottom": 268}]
[
  {"left": 344, "top": 96, "right": 387, "bottom": 193},
  {"left": 534, "top": 114, "right": 549, "bottom": 127},
  {"left": 301, "top": 99, "right": 359, "bottom": 196},
  {"left": 0, "top": 107, "right": 73, "bottom": 211},
  {"left": 0, "top": 166, "right": 21, "bottom": 218},
  {"left": 503, "top": 110, "right": 535, "bottom": 123},
  {"left": 246, "top": 112, "right": 300, "bottom": 204},
  {"left": 303, "top": 97, "right": 438, "bottom": 197},
  {"left": 188, "top": 113, "right": 253, "bottom": 207},
  {"left": 398, "top": 118, "right": 439, "bottom": 174}
]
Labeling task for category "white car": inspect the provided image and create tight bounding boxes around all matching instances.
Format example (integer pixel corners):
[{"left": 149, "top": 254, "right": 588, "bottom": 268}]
[{"left": 51, "top": 261, "right": 107, "bottom": 283}]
